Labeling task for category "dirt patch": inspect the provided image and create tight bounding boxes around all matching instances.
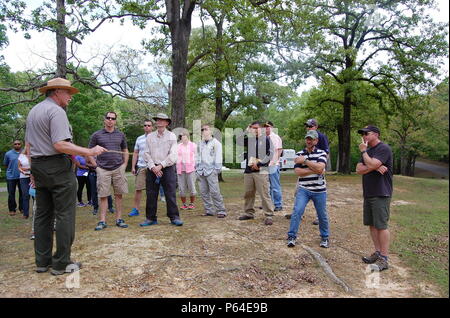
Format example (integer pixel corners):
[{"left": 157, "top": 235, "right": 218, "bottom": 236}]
[{"left": 0, "top": 174, "right": 444, "bottom": 298}]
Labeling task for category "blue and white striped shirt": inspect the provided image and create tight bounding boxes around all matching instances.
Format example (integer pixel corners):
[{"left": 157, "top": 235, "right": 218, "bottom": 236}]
[{"left": 294, "top": 148, "right": 327, "bottom": 192}]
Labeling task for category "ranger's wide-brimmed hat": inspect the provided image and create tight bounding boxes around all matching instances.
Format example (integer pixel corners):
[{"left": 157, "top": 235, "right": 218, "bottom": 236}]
[
  {"left": 152, "top": 113, "right": 172, "bottom": 125},
  {"left": 39, "top": 77, "right": 79, "bottom": 95}
]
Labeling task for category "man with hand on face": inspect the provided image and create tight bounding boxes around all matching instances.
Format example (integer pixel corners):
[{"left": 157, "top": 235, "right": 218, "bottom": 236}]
[
  {"left": 286, "top": 130, "right": 330, "bottom": 249},
  {"left": 356, "top": 125, "right": 393, "bottom": 272},
  {"left": 88, "top": 112, "right": 129, "bottom": 231},
  {"left": 26, "top": 77, "right": 107, "bottom": 276},
  {"left": 140, "top": 113, "right": 183, "bottom": 227}
]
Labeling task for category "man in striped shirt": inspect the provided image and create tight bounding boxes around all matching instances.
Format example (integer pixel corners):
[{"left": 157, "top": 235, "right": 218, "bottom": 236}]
[{"left": 287, "top": 130, "right": 330, "bottom": 248}]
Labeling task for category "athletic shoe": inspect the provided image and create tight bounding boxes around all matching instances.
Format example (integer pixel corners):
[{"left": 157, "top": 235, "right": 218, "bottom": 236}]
[
  {"left": 362, "top": 251, "right": 380, "bottom": 264},
  {"left": 370, "top": 256, "right": 389, "bottom": 272},
  {"left": 95, "top": 221, "right": 107, "bottom": 231},
  {"left": 140, "top": 219, "right": 158, "bottom": 227},
  {"left": 51, "top": 262, "right": 82, "bottom": 276},
  {"left": 170, "top": 219, "right": 184, "bottom": 226},
  {"left": 320, "top": 238, "right": 330, "bottom": 248},
  {"left": 36, "top": 265, "right": 51, "bottom": 273},
  {"left": 188, "top": 203, "right": 195, "bottom": 210},
  {"left": 108, "top": 208, "right": 116, "bottom": 214},
  {"left": 77, "top": 202, "right": 86, "bottom": 207},
  {"left": 312, "top": 219, "right": 319, "bottom": 225},
  {"left": 160, "top": 197, "right": 166, "bottom": 202},
  {"left": 287, "top": 236, "right": 296, "bottom": 247},
  {"left": 128, "top": 208, "right": 139, "bottom": 217},
  {"left": 180, "top": 204, "right": 189, "bottom": 210},
  {"left": 116, "top": 219, "right": 128, "bottom": 228},
  {"left": 238, "top": 215, "right": 254, "bottom": 221}
]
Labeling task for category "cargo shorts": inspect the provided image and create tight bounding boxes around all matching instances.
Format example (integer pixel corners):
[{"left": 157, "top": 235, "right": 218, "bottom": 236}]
[
  {"left": 96, "top": 166, "right": 128, "bottom": 197},
  {"left": 363, "top": 196, "right": 391, "bottom": 230}
]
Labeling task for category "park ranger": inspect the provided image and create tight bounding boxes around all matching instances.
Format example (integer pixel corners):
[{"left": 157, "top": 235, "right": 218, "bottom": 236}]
[{"left": 26, "top": 77, "right": 106, "bottom": 276}]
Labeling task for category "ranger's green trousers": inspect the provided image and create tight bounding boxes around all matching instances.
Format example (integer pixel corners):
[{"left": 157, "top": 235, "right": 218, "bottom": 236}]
[{"left": 31, "top": 154, "right": 77, "bottom": 271}]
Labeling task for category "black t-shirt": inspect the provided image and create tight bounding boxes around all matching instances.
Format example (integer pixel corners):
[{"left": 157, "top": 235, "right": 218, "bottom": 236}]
[{"left": 360, "top": 142, "right": 393, "bottom": 198}]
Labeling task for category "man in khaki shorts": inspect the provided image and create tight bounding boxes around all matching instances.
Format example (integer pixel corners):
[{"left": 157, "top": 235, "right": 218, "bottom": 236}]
[
  {"left": 128, "top": 119, "right": 153, "bottom": 217},
  {"left": 88, "top": 112, "right": 129, "bottom": 231}
]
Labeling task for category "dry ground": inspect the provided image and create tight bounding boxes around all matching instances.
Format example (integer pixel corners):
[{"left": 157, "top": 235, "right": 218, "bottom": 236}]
[{"left": 0, "top": 172, "right": 443, "bottom": 298}]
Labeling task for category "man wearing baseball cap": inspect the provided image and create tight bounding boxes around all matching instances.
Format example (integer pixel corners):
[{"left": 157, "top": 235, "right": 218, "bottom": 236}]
[
  {"left": 356, "top": 125, "right": 393, "bottom": 272},
  {"left": 286, "top": 129, "right": 330, "bottom": 249},
  {"left": 26, "top": 77, "right": 107, "bottom": 275}
]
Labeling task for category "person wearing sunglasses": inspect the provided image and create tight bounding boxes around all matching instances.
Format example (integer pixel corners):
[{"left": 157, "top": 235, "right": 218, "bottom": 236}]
[
  {"left": 128, "top": 119, "right": 154, "bottom": 217},
  {"left": 88, "top": 111, "right": 129, "bottom": 231},
  {"left": 356, "top": 125, "right": 393, "bottom": 272},
  {"left": 3, "top": 140, "right": 23, "bottom": 216}
]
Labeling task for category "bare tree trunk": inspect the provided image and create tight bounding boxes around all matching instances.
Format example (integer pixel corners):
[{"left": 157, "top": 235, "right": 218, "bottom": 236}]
[
  {"left": 56, "top": 0, "right": 67, "bottom": 78},
  {"left": 338, "top": 88, "right": 352, "bottom": 174},
  {"left": 167, "top": 0, "right": 196, "bottom": 129}
]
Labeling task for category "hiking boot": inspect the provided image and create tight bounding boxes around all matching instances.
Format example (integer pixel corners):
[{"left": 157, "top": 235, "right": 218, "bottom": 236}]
[
  {"left": 312, "top": 219, "right": 319, "bottom": 225},
  {"left": 95, "top": 221, "right": 107, "bottom": 231},
  {"left": 320, "top": 238, "right": 330, "bottom": 248},
  {"left": 51, "top": 262, "right": 82, "bottom": 276},
  {"left": 362, "top": 251, "right": 380, "bottom": 264},
  {"left": 171, "top": 219, "right": 184, "bottom": 226},
  {"left": 370, "top": 256, "right": 389, "bottom": 272},
  {"left": 116, "top": 219, "right": 128, "bottom": 228},
  {"left": 140, "top": 219, "right": 158, "bottom": 227},
  {"left": 287, "top": 236, "right": 296, "bottom": 248},
  {"left": 264, "top": 217, "right": 273, "bottom": 225},
  {"left": 128, "top": 208, "right": 139, "bottom": 217},
  {"left": 238, "top": 215, "right": 254, "bottom": 221}
]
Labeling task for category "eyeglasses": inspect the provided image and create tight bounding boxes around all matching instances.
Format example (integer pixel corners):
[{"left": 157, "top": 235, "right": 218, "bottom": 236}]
[
  {"left": 201, "top": 128, "right": 209, "bottom": 131},
  {"left": 14, "top": 143, "right": 21, "bottom": 145},
  {"left": 105, "top": 117, "right": 116, "bottom": 120},
  {"left": 144, "top": 125, "right": 152, "bottom": 127},
  {"left": 361, "top": 132, "right": 373, "bottom": 136}
]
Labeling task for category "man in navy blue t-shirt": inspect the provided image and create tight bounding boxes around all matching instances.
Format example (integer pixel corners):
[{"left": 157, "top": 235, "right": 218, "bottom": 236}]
[
  {"left": 3, "top": 140, "right": 23, "bottom": 216},
  {"left": 356, "top": 125, "right": 393, "bottom": 272}
]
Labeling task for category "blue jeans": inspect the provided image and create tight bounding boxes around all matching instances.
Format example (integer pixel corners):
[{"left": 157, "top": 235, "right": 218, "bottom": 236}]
[
  {"left": 6, "top": 178, "right": 23, "bottom": 212},
  {"left": 268, "top": 165, "right": 283, "bottom": 208},
  {"left": 288, "top": 187, "right": 329, "bottom": 239},
  {"left": 19, "top": 178, "right": 31, "bottom": 217}
]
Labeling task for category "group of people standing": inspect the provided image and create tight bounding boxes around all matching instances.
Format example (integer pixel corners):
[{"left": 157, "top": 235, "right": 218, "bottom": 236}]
[{"left": 3, "top": 77, "right": 393, "bottom": 276}]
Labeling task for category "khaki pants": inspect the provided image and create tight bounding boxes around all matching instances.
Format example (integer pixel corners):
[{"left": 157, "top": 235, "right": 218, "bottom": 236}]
[{"left": 243, "top": 173, "right": 274, "bottom": 217}]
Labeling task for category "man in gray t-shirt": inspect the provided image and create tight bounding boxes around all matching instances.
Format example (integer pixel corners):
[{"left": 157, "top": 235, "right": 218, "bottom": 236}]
[{"left": 25, "top": 78, "right": 106, "bottom": 276}]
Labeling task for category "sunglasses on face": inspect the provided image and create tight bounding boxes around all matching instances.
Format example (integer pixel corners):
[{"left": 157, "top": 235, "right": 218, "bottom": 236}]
[
  {"left": 361, "top": 132, "right": 373, "bottom": 136},
  {"left": 105, "top": 117, "right": 116, "bottom": 121},
  {"left": 144, "top": 125, "right": 152, "bottom": 127},
  {"left": 14, "top": 143, "right": 21, "bottom": 145}
]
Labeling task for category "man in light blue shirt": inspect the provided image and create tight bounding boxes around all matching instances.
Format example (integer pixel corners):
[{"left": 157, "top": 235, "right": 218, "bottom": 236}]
[
  {"left": 3, "top": 140, "right": 23, "bottom": 216},
  {"left": 196, "top": 124, "right": 226, "bottom": 218}
]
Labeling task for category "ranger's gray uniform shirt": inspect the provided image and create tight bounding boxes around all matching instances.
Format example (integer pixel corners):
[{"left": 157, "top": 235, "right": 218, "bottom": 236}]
[{"left": 25, "top": 97, "right": 72, "bottom": 157}]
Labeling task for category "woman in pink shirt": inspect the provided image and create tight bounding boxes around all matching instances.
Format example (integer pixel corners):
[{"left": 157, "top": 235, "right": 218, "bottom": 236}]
[{"left": 177, "top": 132, "right": 197, "bottom": 209}]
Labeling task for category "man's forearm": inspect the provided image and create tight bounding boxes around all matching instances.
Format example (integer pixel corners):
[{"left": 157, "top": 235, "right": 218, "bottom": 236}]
[{"left": 54, "top": 141, "right": 92, "bottom": 156}]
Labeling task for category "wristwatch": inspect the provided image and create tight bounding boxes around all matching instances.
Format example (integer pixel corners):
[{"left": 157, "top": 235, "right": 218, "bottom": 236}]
[{"left": 361, "top": 150, "right": 367, "bottom": 155}]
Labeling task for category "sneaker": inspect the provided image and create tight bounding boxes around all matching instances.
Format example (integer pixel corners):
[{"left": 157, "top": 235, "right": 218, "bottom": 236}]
[
  {"left": 285, "top": 214, "right": 292, "bottom": 219},
  {"left": 238, "top": 215, "right": 254, "bottom": 221},
  {"left": 170, "top": 219, "right": 184, "bottom": 226},
  {"left": 87, "top": 201, "right": 93, "bottom": 206},
  {"left": 116, "top": 219, "right": 128, "bottom": 228},
  {"left": 320, "top": 238, "right": 330, "bottom": 248},
  {"left": 287, "top": 236, "right": 296, "bottom": 247},
  {"left": 95, "top": 221, "right": 107, "bottom": 231},
  {"left": 77, "top": 202, "right": 86, "bottom": 207},
  {"left": 92, "top": 209, "right": 98, "bottom": 216},
  {"left": 180, "top": 204, "right": 189, "bottom": 210},
  {"left": 312, "top": 219, "right": 319, "bottom": 225},
  {"left": 370, "top": 256, "right": 389, "bottom": 272},
  {"left": 160, "top": 197, "right": 166, "bottom": 202},
  {"left": 51, "top": 262, "right": 82, "bottom": 276},
  {"left": 362, "top": 251, "right": 381, "bottom": 264},
  {"left": 30, "top": 233, "right": 35, "bottom": 240},
  {"left": 139, "top": 219, "right": 158, "bottom": 227},
  {"left": 274, "top": 207, "right": 283, "bottom": 212},
  {"left": 128, "top": 208, "right": 139, "bottom": 217},
  {"left": 108, "top": 208, "right": 116, "bottom": 214},
  {"left": 36, "top": 265, "right": 51, "bottom": 273},
  {"left": 188, "top": 203, "right": 195, "bottom": 210},
  {"left": 264, "top": 217, "right": 273, "bottom": 225},
  {"left": 217, "top": 213, "right": 226, "bottom": 218}
]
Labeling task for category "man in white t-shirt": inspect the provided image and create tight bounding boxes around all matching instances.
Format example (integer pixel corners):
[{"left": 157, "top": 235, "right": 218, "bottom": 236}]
[
  {"left": 128, "top": 119, "right": 153, "bottom": 216},
  {"left": 264, "top": 121, "right": 283, "bottom": 211}
]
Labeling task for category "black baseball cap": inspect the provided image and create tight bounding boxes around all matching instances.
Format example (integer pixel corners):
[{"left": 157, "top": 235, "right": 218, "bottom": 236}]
[{"left": 358, "top": 125, "right": 380, "bottom": 135}]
